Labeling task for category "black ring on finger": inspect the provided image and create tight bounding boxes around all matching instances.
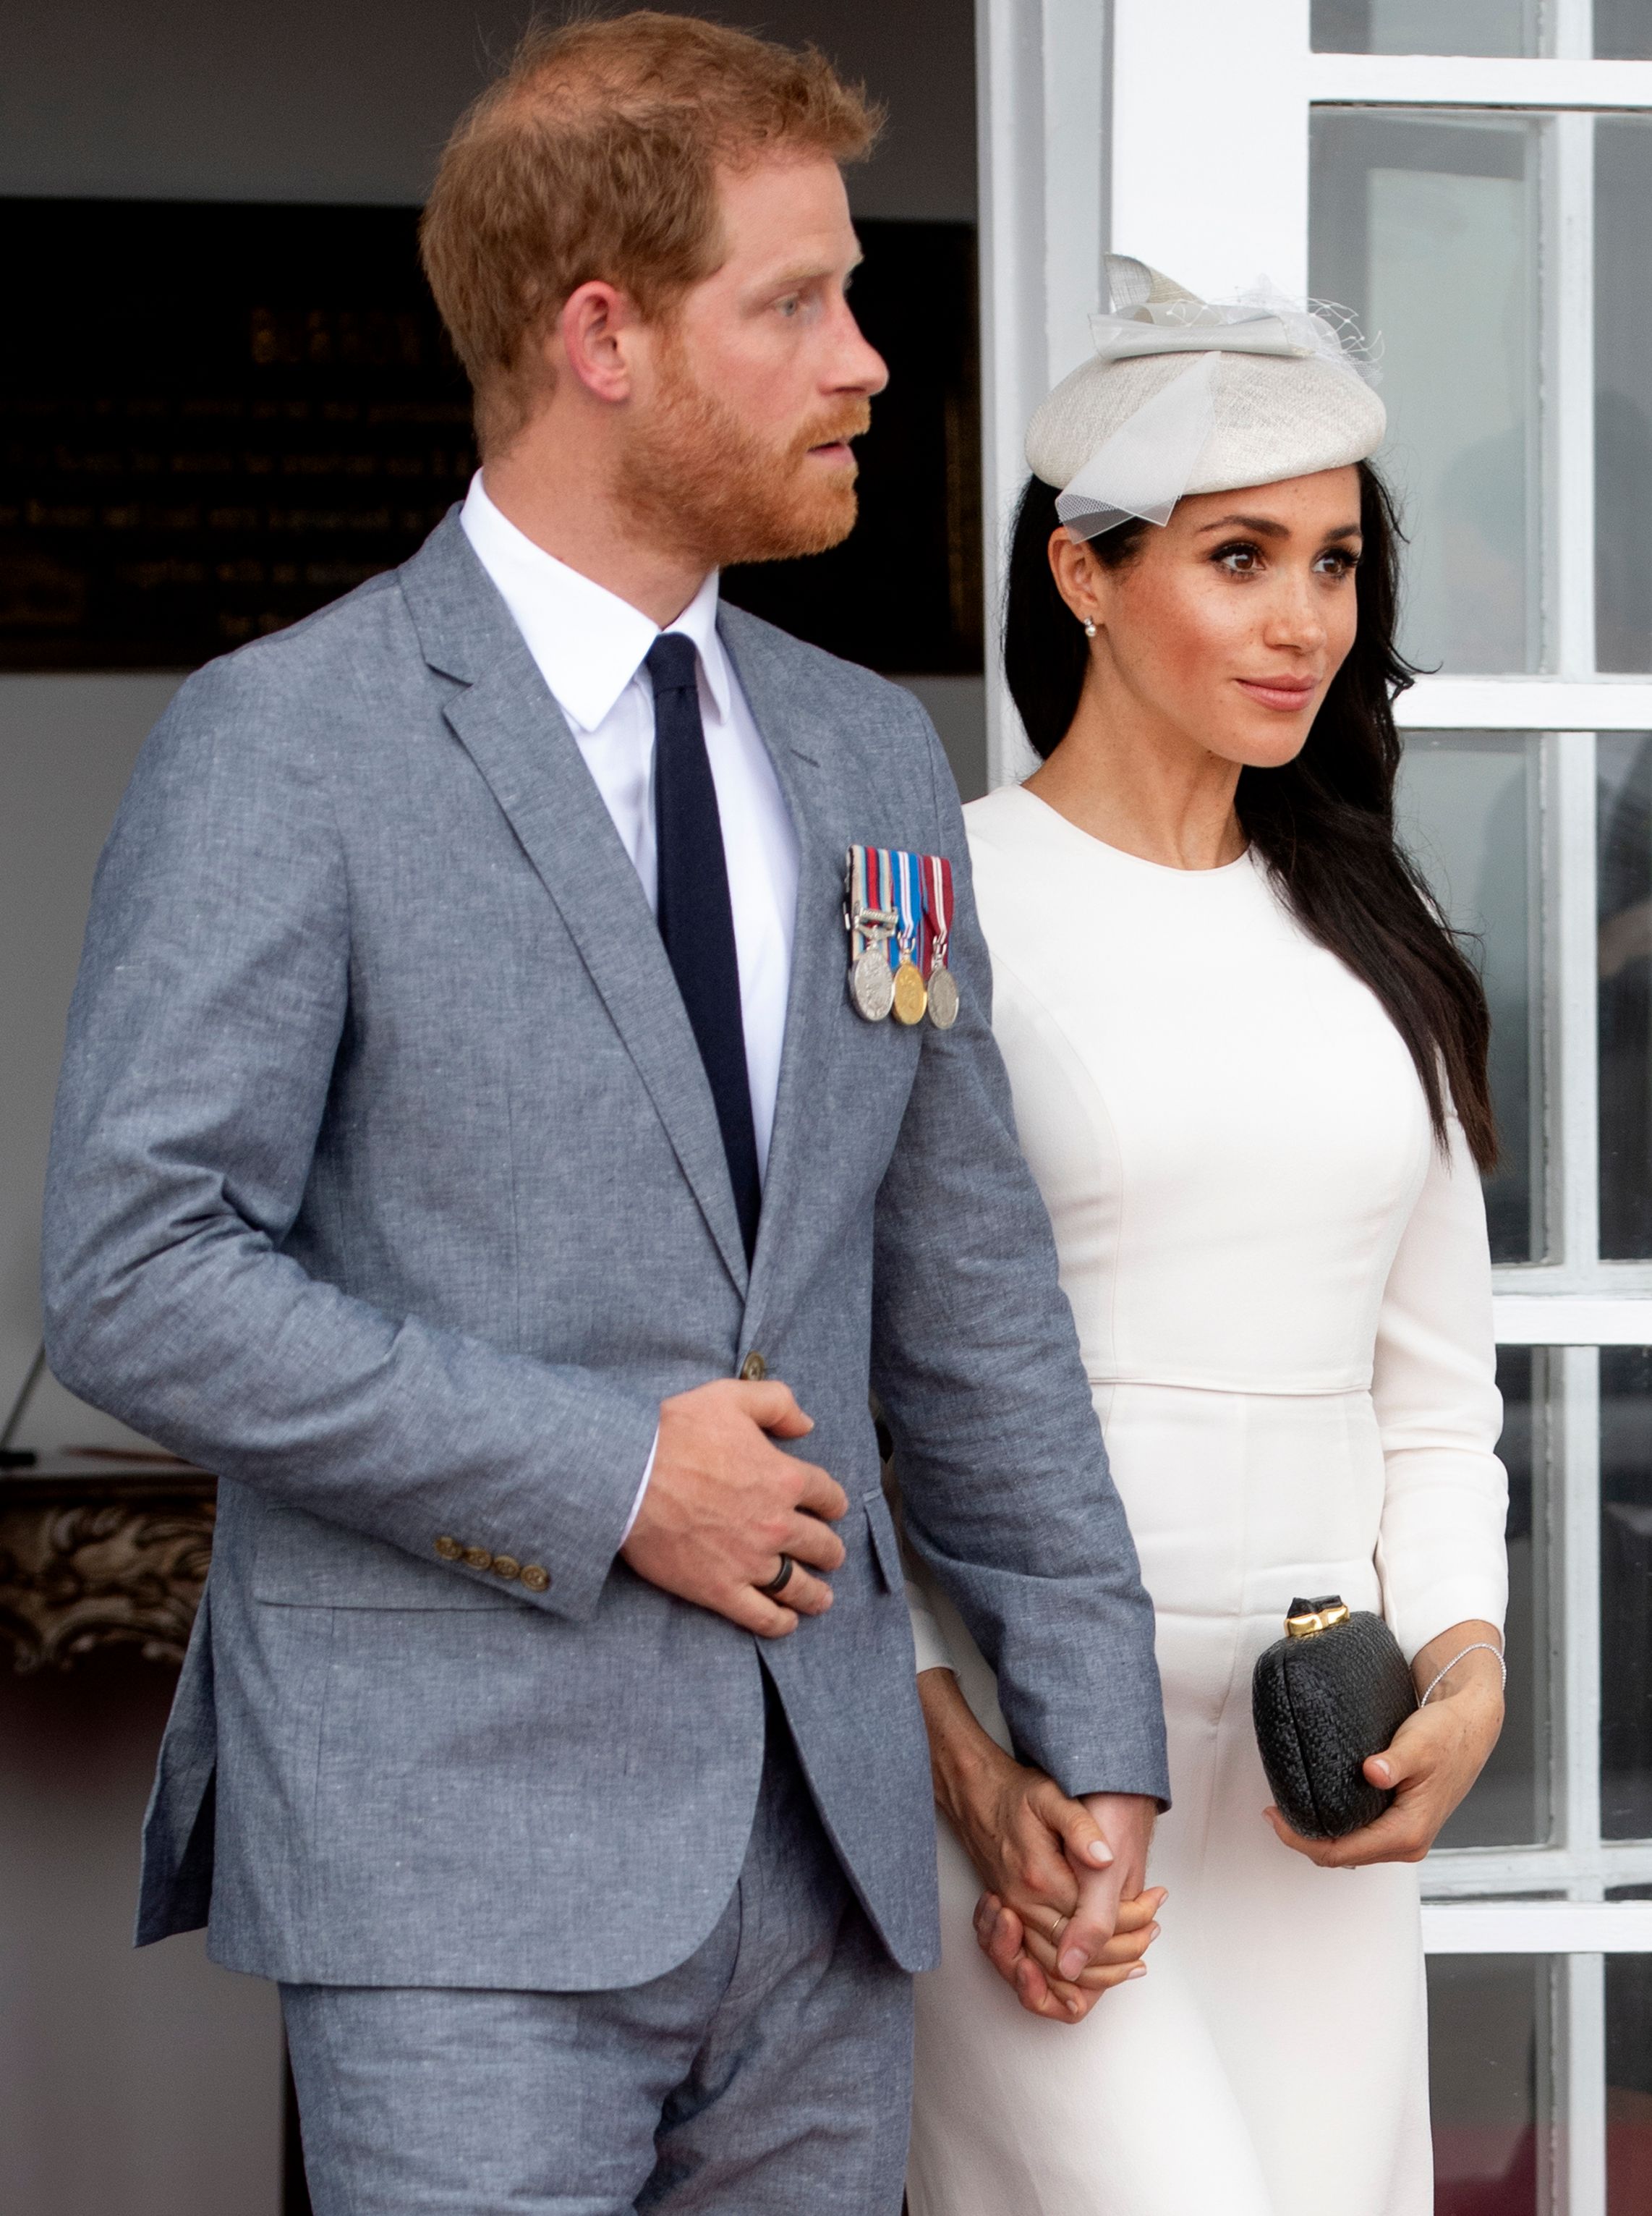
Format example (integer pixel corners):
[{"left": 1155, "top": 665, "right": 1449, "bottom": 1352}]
[{"left": 757, "top": 1554, "right": 795, "bottom": 1598}]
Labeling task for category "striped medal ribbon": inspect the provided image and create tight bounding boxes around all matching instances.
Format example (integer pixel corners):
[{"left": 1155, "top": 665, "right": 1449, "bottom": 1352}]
[
  {"left": 845, "top": 844, "right": 897, "bottom": 1022},
  {"left": 890, "top": 849, "right": 929, "bottom": 1025},
  {"left": 921, "top": 853, "right": 958, "bottom": 1029}
]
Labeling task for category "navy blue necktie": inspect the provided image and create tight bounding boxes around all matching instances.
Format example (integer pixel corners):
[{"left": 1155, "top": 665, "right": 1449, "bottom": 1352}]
[{"left": 647, "top": 634, "right": 762, "bottom": 1264}]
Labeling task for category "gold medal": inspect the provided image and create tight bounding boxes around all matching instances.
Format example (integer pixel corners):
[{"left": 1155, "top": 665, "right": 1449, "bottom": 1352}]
[{"left": 891, "top": 957, "right": 928, "bottom": 1025}]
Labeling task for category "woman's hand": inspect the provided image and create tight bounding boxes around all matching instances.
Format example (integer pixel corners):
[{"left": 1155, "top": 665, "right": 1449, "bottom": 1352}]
[
  {"left": 919, "top": 1666, "right": 1165, "bottom": 2021},
  {"left": 1264, "top": 1617, "right": 1505, "bottom": 1868},
  {"left": 975, "top": 1884, "right": 1165, "bottom": 2022}
]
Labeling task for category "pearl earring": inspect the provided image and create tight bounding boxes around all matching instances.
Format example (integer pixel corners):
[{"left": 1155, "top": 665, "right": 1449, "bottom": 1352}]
[{"left": 1082, "top": 617, "right": 1097, "bottom": 638}]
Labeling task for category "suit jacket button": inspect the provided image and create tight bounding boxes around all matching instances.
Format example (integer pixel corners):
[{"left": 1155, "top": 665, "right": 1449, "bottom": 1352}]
[
  {"left": 464, "top": 1546, "right": 494, "bottom": 1572},
  {"left": 492, "top": 1555, "right": 521, "bottom": 1582},
  {"left": 434, "top": 1535, "right": 462, "bottom": 1561},
  {"left": 520, "top": 1563, "right": 550, "bottom": 1593},
  {"left": 740, "top": 1351, "right": 767, "bottom": 1382}
]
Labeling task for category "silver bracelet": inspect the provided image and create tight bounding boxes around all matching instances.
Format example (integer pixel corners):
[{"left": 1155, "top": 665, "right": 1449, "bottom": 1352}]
[{"left": 1419, "top": 1641, "right": 1506, "bottom": 1707}]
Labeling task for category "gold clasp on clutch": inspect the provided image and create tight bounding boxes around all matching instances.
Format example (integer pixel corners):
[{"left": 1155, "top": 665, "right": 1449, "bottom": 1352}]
[{"left": 1285, "top": 1600, "right": 1350, "bottom": 1639}]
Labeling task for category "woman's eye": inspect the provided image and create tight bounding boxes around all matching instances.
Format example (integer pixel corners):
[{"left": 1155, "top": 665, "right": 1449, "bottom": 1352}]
[
  {"left": 1213, "top": 542, "right": 1261, "bottom": 574},
  {"left": 1315, "top": 548, "right": 1360, "bottom": 577}
]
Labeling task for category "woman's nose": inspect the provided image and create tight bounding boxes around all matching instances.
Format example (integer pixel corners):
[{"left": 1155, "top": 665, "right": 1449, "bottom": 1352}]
[{"left": 1264, "top": 571, "right": 1328, "bottom": 652}]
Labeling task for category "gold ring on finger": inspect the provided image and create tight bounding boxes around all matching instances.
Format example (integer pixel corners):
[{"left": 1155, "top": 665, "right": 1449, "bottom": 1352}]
[{"left": 1046, "top": 1911, "right": 1068, "bottom": 1947}]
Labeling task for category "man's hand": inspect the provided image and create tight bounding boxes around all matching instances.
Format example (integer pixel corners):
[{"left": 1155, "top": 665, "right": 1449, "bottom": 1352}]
[
  {"left": 1052, "top": 1791, "right": 1157, "bottom": 1979},
  {"left": 916, "top": 1667, "right": 1163, "bottom": 2021},
  {"left": 621, "top": 1378, "right": 848, "bottom": 1636}
]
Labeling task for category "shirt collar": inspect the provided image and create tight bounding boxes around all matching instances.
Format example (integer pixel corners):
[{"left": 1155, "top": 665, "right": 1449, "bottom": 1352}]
[{"left": 460, "top": 472, "right": 731, "bottom": 733}]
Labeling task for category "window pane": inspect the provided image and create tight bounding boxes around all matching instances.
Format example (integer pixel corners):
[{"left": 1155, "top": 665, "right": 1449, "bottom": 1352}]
[
  {"left": 1606, "top": 1898, "right": 1652, "bottom": 2213},
  {"left": 1311, "top": 112, "right": 1541, "bottom": 675},
  {"left": 1397, "top": 732, "right": 1542, "bottom": 1262},
  {"left": 1441, "top": 1349, "right": 1545, "bottom": 1847},
  {"left": 1601, "top": 1348, "right": 1652, "bottom": 1840},
  {"left": 1597, "top": 0, "right": 1652, "bottom": 59},
  {"left": 1599, "top": 736, "right": 1652, "bottom": 1256},
  {"left": 1429, "top": 1955, "right": 1543, "bottom": 2215},
  {"left": 1597, "top": 122, "right": 1652, "bottom": 672},
  {"left": 1312, "top": 0, "right": 1539, "bottom": 54}
]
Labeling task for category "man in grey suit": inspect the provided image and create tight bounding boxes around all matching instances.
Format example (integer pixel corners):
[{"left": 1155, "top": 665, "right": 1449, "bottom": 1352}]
[{"left": 43, "top": 14, "right": 1167, "bottom": 2212}]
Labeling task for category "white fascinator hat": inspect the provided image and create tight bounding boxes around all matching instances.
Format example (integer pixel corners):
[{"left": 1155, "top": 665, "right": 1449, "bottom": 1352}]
[{"left": 1027, "top": 254, "right": 1387, "bottom": 542}]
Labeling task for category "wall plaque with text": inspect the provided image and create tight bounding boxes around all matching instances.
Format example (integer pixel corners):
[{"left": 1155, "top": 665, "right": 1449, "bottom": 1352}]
[{"left": 0, "top": 198, "right": 979, "bottom": 676}]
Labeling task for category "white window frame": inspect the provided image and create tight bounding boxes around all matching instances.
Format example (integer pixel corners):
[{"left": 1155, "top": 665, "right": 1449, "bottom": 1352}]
[{"left": 974, "top": 4, "right": 1652, "bottom": 2205}]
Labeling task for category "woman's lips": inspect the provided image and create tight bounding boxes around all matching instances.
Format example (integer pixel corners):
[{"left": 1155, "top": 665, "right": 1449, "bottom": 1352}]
[{"left": 1236, "top": 676, "right": 1319, "bottom": 713}]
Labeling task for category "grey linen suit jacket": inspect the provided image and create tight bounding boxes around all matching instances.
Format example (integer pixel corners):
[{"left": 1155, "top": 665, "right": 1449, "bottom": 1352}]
[{"left": 42, "top": 512, "right": 1167, "bottom": 1991}]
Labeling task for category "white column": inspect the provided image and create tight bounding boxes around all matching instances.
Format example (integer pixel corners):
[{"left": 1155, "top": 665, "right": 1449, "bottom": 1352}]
[
  {"left": 1110, "top": 0, "right": 1313, "bottom": 297},
  {"left": 974, "top": 0, "right": 1107, "bottom": 785}
]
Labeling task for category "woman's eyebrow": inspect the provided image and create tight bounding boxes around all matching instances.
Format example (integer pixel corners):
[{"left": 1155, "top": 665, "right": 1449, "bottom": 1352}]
[
  {"left": 1195, "top": 513, "right": 1289, "bottom": 538},
  {"left": 1193, "top": 514, "right": 1363, "bottom": 541}
]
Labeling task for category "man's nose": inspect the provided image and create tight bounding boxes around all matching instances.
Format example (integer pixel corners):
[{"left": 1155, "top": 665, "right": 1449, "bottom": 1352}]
[{"left": 830, "top": 300, "right": 890, "bottom": 397}]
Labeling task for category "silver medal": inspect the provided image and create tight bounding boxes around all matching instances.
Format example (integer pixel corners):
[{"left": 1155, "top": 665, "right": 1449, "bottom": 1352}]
[
  {"left": 850, "top": 946, "right": 895, "bottom": 1022},
  {"left": 927, "top": 964, "right": 960, "bottom": 1030}
]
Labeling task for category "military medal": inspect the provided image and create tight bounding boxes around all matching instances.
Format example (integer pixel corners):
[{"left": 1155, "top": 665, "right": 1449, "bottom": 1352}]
[
  {"left": 921, "top": 852, "right": 959, "bottom": 1029},
  {"left": 845, "top": 845, "right": 898, "bottom": 1022},
  {"left": 889, "top": 849, "right": 929, "bottom": 1025}
]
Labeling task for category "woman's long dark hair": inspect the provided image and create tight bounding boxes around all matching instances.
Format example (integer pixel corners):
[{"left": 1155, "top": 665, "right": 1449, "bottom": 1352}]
[{"left": 1003, "top": 464, "right": 1496, "bottom": 1170}]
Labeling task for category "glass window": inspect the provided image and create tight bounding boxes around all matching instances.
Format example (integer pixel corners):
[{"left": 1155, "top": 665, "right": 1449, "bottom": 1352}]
[
  {"left": 1601, "top": 1348, "right": 1652, "bottom": 1841},
  {"left": 1598, "top": 735, "right": 1652, "bottom": 1257},
  {"left": 1606, "top": 1894, "right": 1652, "bottom": 2212},
  {"left": 1597, "top": 0, "right": 1652, "bottom": 59},
  {"left": 1397, "top": 732, "right": 1542, "bottom": 1262},
  {"left": 1311, "top": 113, "right": 1541, "bottom": 675},
  {"left": 1312, "top": 0, "right": 1540, "bottom": 54},
  {"left": 1442, "top": 1348, "right": 1545, "bottom": 1848},
  {"left": 1596, "top": 121, "right": 1652, "bottom": 673},
  {"left": 1428, "top": 1955, "right": 1544, "bottom": 2214}
]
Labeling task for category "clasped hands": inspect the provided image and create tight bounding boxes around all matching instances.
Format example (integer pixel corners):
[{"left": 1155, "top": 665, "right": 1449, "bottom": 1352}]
[{"left": 919, "top": 1668, "right": 1162, "bottom": 2024}]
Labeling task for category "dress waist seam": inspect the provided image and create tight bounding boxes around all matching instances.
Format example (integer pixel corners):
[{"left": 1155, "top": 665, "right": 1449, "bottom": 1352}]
[{"left": 1089, "top": 1372, "right": 1374, "bottom": 1399}]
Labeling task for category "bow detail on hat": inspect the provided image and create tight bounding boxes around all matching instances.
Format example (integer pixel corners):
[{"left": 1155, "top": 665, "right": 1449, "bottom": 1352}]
[
  {"left": 1052, "top": 256, "right": 1379, "bottom": 543},
  {"left": 1088, "top": 254, "right": 1372, "bottom": 370}
]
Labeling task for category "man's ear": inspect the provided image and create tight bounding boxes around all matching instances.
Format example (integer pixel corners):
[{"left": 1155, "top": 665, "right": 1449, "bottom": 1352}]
[{"left": 558, "top": 279, "right": 638, "bottom": 405}]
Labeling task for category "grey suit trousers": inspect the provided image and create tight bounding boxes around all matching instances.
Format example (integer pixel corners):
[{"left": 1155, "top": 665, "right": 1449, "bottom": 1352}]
[{"left": 281, "top": 1684, "right": 912, "bottom": 2215}]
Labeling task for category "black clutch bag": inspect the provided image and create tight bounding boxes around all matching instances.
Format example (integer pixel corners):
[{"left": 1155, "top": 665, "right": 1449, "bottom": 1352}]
[{"left": 1251, "top": 1595, "right": 1418, "bottom": 1840}]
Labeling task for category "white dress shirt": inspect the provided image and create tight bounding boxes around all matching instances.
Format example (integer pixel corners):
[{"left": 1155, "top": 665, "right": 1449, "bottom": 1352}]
[{"left": 461, "top": 473, "right": 799, "bottom": 1533}]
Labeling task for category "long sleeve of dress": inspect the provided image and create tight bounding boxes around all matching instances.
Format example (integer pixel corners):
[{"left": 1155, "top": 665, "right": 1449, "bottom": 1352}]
[
  {"left": 906, "top": 1577, "right": 957, "bottom": 1675},
  {"left": 1371, "top": 1113, "right": 1509, "bottom": 1661}
]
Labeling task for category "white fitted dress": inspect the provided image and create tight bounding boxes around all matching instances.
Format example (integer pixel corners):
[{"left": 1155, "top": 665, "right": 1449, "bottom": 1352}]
[{"left": 905, "top": 786, "right": 1508, "bottom": 2216}]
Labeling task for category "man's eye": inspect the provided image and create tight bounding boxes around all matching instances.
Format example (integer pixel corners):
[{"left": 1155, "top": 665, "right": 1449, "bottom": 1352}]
[{"left": 776, "top": 296, "right": 801, "bottom": 318}]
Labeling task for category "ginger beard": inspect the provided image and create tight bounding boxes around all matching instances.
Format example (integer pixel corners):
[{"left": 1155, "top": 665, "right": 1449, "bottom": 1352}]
[{"left": 616, "top": 323, "right": 871, "bottom": 570}]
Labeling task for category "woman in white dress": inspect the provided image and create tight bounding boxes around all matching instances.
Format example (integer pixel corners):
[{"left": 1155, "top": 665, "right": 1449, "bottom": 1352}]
[{"left": 903, "top": 260, "right": 1510, "bottom": 2216}]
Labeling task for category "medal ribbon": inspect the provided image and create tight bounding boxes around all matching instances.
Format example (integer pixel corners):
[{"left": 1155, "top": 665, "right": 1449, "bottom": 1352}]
[
  {"left": 847, "top": 845, "right": 897, "bottom": 969},
  {"left": 920, "top": 853, "right": 954, "bottom": 975},
  {"left": 891, "top": 849, "right": 923, "bottom": 972}
]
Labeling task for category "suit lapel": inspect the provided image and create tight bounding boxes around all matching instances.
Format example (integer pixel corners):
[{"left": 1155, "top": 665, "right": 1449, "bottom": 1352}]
[
  {"left": 718, "top": 609, "right": 844, "bottom": 1305},
  {"left": 401, "top": 517, "right": 750, "bottom": 1295}
]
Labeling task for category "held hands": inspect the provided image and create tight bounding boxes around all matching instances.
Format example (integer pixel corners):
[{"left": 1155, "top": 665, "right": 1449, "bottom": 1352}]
[
  {"left": 1265, "top": 1618, "right": 1506, "bottom": 1868},
  {"left": 621, "top": 1379, "right": 848, "bottom": 1636},
  {"left": 918, "top": 1668, "right": 1162, "bottom": 2023}
]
